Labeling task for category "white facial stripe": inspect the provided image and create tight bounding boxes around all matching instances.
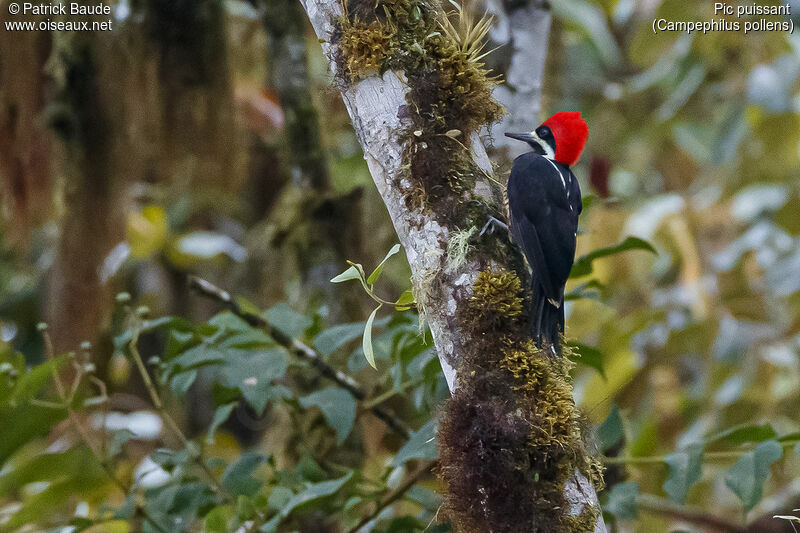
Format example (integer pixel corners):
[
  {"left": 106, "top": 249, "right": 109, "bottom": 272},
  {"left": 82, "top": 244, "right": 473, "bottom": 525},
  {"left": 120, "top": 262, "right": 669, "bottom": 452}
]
[{"left": 530, "top": 130, "right": 555, "bottom": 159}]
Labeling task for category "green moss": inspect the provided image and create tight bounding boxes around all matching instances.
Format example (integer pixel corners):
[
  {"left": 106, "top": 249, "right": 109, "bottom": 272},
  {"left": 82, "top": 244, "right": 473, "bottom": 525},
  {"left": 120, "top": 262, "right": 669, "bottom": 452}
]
[
  {"left": 564, "top": 505, "right": 601, "bottom": 532},
  {"left": 470, "top": 269, "right": 523, "bottom": 319},
  {"left": 445, "top": 226, "right": 477, "bottom": 273},
  {"left": 338, "top": 19, "right": 397, "bottom": 79}
]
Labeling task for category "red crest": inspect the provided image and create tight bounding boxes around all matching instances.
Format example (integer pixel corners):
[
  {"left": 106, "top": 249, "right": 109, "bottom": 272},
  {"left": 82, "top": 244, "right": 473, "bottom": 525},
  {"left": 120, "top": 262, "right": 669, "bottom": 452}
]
[{"left": 542, "top": 111, "right": 589, "bottom": 166}]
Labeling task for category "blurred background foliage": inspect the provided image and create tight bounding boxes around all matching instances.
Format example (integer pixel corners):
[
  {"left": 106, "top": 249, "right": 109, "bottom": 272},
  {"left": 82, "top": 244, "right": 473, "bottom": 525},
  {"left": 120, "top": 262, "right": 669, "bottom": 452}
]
[{"left": 0, "top": 0, "right": 799, "bottom": 531}]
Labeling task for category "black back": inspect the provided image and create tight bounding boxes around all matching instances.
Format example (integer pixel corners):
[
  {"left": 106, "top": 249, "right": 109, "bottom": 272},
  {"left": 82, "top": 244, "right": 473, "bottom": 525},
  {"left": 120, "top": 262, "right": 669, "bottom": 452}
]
[{"left": 507, "top": 152, "right": 582, "bottom": 301}]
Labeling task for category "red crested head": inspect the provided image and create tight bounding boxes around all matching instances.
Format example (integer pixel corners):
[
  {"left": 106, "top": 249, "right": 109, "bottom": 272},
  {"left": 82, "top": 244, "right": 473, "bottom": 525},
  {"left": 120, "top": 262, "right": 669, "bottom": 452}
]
[{"left": 542, "top": 111, "right": 589, "bottom": 166}]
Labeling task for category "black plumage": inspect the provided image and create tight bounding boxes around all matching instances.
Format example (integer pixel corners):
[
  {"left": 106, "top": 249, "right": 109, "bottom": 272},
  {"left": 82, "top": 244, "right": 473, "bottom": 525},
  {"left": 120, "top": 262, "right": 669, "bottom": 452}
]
[{"left": 507, "top": 152, "right": 582, "bottom": 355}]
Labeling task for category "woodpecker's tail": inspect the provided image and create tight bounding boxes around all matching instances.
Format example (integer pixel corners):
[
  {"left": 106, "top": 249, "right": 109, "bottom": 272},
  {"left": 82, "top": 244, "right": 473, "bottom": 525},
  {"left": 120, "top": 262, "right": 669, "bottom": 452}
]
[{"left": 530, "top": 280, "right": 564, "bottom": 356}]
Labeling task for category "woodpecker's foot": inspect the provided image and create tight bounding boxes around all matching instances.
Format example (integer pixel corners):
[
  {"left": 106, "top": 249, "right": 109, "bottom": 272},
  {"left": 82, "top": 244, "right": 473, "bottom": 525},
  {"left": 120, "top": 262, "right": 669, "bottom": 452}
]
[{"left": 479, "top": 215, "right": 509, "bottom": 236}]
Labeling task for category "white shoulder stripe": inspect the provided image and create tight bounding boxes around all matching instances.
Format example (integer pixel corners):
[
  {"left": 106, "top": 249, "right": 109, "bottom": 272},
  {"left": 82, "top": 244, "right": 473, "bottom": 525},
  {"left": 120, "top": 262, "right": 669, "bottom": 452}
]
[{"left": 544, "top": 157, "right": 566, "bottom": 190}]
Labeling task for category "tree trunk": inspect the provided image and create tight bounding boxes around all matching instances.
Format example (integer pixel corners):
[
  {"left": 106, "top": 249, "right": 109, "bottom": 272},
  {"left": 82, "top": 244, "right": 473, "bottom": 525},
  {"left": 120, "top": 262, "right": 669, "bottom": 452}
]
[
  {"left": 46, "top": 31, "right": 123, "bottom": 356},
  {"left": 0, "top": 17, "right": 54, "bottom": 247},
  {"left": 262, "top": 0, "right": 365, "bottom": 320},
  {"left": 485, "top": 0, "right": 552, "bottom": 160},
  {"left": 298, "top": 0, "right": 605, "bottom": 531}
]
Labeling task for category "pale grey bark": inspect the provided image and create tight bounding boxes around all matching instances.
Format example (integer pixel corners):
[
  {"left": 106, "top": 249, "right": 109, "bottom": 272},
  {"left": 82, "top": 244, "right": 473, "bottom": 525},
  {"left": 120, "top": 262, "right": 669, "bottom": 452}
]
[{"left": 299, "top": 1, "right": 605, "bottom": 530}]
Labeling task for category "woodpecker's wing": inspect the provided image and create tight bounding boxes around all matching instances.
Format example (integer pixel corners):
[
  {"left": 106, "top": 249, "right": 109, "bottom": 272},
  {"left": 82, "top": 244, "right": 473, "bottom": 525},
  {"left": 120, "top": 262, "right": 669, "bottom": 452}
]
[{"left": 507, "top": 153, "right": 580, "bottom": 300}]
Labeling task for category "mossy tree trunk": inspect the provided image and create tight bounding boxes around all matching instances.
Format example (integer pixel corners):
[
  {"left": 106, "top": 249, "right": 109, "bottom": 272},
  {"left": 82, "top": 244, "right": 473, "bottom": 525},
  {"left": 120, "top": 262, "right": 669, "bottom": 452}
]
[{"left": 299, "top": 0, "right": 605, "bottom": 531}]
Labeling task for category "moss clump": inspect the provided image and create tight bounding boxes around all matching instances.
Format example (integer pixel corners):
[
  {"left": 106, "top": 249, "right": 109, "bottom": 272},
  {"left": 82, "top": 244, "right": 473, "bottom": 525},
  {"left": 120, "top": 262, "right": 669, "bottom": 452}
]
[
  {"left": 565, "top": 505, "right": 601, "bottom": 532},
  {"left": 445, "top": 226, "right": 477, "bottom": 273},
  {"left": 439, "top": 378, "right": 538, "bottom": 533},
  {"left": 501, "top": 341, "right": 576, "bottom": 447},
  {"left": 470, "top": 268, "right": 524, "bottom": 320},
  {"left": 338, "top": 19, "right": 397, "bottom": 79}
]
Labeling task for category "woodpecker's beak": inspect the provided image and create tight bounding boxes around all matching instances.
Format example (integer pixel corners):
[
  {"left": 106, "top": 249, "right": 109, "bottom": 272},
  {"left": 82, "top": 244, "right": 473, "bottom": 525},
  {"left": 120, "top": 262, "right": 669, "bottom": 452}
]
[{"left": 505, "top": 132, "right": 537, "bottom": 144}]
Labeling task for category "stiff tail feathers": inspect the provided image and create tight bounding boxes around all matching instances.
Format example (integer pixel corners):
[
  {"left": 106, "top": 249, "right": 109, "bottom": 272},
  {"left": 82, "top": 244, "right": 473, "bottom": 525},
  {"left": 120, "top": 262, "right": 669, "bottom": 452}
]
[{"left": 530, "top": 279, "right": 564, "bottom": 356}]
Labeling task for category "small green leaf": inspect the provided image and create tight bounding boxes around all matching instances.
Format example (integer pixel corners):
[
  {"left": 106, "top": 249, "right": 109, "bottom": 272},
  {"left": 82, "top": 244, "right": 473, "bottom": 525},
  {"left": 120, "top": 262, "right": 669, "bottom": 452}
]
[
  {"left": 331, "top": 265, "right": 361, "bottom": 283},
  {"left": 168, "top": 345, "right": 225, "bottom": 369},
  {"left": 206, "top": 403, "right": 237, "bottom": 444},
  {"left": 663, "top": 444, "right": 704, "bottom": 504},
  {"left": 267, "top": 486, "right": 294, "bottom": 511},
  {"left": 234, "top": 296, "right": 262, "bottom": 317},
  {"left": 725, "top": 440, "right": 782, "bottom": 510},
  {"left": 278, "top": 472, "right": 353, "bottom": 518},
  {"left": 300, "top": 388, "right": 356, "bottom": 444},
  {"left": 395, "top": 289, "right": 416, "bottom": 307},
  {"left": 393, "top": 420, "right": 438, "bottom": 466},
  {"left": 263, "top": 303, "right": 312, "bottom": 339},
  {"left": 564, "top": 279, "right": 605, "bottom": 301},
  {"left": 597, "top": 405, "right": 623, "bottom": 453},
  {"left": 606, "top": 481, "right": 639, "bottom": 520},
  {"left": 777, "top": 432, "right": 800, "bottom": 443},
  {"left": 220, "top": 348, "right": 290, "bottom": 415},
  {"left": 706, "top": 424, "right": 777, "bottom": 447},
  {"left": 9, "top": 356, "right": 67, "bottom": 404},
  {"left": 367, "top": 244, "right": 401, "bottom": 285},
  {"left": 205, "top": 505, "right": 234, "bottom": 533},
  {"left": 570, "top": 236, "right": 657, "bottom": 278},
  {"left": 363, "top": 306, "right": 381, "bottom": 370},
  {"left": 314, "top": 322, "right": 367, "bottom": 356},
  {"left": 221, "top": 452, "right": 266, "bottom": 497},
  {"left": 170, "top": 369, "right": 198, "bottom": 395},
  {"left": 208, "top": 312, "right": 253, "bottom": 333}
]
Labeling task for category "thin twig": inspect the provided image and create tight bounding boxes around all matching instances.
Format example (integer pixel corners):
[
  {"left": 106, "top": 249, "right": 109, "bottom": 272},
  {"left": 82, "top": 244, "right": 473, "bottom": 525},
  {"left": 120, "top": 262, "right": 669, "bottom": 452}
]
[
  {"left": 188, "top": 275, "right": 412, "bottom": 439},
  {"left": 361, "top": 379, "right": 421, "bottom": 410},
  {"left": 128, "top": 320, "right": 229, "bottom": 499},
  {"left": 348, "top": 460, "right": 438, "bottom": 533},
  {"left": 604, "top": 440, "right": 800, "bottom": 466},
  {"left": 637, "top": 494, "right": 748, "bottom": 533}
]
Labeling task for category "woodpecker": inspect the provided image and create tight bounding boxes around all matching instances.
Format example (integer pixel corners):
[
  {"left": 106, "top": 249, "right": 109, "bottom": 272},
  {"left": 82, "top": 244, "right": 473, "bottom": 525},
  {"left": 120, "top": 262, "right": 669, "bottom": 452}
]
[{"left": 504, "top": 111, "right": 589, "bottom": 355}]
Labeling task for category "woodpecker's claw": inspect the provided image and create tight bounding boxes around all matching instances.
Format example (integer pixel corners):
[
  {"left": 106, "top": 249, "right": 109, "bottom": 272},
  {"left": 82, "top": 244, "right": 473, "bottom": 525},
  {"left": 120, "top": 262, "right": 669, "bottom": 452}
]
[{"left": 480, "top": 215, "right": 509, "bottom": 236}]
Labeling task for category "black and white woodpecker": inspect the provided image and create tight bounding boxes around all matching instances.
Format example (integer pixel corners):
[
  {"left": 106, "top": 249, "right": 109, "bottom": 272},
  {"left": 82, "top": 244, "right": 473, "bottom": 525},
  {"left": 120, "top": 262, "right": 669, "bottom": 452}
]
[{"left": 500, "top": 111, "right": 589, "bottom": 355}]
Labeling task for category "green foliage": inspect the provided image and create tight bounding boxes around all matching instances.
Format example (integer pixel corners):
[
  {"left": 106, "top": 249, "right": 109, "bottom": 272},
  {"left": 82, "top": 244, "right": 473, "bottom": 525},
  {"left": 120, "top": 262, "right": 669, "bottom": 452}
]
[
  {"left": 605, "top": 482, "right": 639, "bottom": 520},
  {"left": 393, "top": 419, "right": 438, "bottom": 466},
  {"left": 596, "top": 405, "right": 624, "bottom": 453},
  {"left": 0, "top": 291, "right": 447, "bottom": 532},
  {"left": 299, "top": 388, "right": 357, "bottom": 444},
  {"left": 725, "top": 440, "right": 783, "bottom": 511},
  {"left": 663, "top": 445, "right": 703, "bottom": 504},
  {"left": 331, "top": 244, "right": 416, "bottom": 369}
]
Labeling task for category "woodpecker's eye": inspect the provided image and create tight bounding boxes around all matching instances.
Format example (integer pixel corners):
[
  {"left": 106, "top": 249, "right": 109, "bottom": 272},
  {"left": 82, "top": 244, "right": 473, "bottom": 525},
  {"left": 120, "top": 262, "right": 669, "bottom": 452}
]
[{"left": 536, "top": 126, "right": 553, "bottom": 139}]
